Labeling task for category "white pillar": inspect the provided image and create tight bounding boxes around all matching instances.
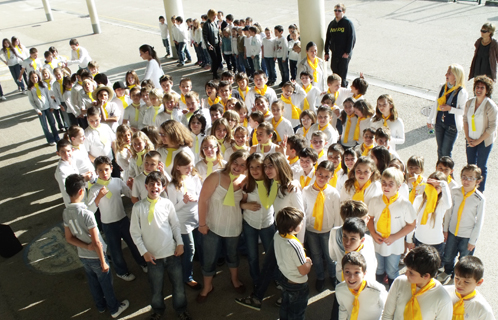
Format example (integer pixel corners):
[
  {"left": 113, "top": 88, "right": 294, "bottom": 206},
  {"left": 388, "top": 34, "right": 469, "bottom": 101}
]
[
  {"left": 85, "top": 0, "right": 101, "bottom": 34},
  {"left": 297, "top": 0, "right": 326, "bottom": 58},
  {"left": 41, "top": 0, "right": 53, "bottom": 21},
  {"left": 163, "top": 0, "right": 185, "bottom": 59}
]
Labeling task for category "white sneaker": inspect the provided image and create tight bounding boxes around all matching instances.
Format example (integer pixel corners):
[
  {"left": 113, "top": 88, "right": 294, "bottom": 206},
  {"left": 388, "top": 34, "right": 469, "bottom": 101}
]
[
  {"left": 111, "top": 300, "right": 129, "bottom": 318},
  {"left": 22, "top": 90, "right": 27, "bottom": 95},
  {"left": 141, "top": 265, "right": 148, "bottom": 273},
  {"left": 117, "top": 272, "right": 136, "bottom": 281},
  {"left": 436, "top": 272, "right": 450, "bottom": 283},
  {"left": 0, "top": 96, "right": 6, "bottom": 101}
]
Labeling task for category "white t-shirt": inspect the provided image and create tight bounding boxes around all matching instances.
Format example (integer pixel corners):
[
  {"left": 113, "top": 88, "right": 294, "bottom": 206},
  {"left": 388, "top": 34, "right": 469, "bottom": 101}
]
[
  {"left": 444, "top": 286, "right": 496, "bottom": 320},
  {"left": 336, "top": 279, "right": 387, "bottom": 320},
  {"left": 274, "top": 231, "right": 307, "bottom": 283}
]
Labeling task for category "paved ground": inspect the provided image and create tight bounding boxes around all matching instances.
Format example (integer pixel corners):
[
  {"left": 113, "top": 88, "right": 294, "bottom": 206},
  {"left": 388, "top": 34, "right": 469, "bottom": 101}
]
[{"left": 0, "top": 0, "right": 497, "bottom": 319}]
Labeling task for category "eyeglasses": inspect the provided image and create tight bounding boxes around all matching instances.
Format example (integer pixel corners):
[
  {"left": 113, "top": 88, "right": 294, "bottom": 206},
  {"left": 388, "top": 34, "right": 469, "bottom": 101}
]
[
  {"left": 334, "top": 9, "right": 343, "bottom": 12},
  {"left": 480, "top": 29, "right": 489, "bottom": 33},
  {"left": 202, "top": 145, "right": 218, "bottom": 150},
  {"left": 461, "top": 176, "right": 477, "bottom": 181}
]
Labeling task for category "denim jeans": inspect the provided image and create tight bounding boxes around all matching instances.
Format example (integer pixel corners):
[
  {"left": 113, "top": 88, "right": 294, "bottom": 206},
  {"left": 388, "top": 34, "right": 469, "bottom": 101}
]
[
  {"left": 177, "top": 42, "right": 187, "bottom": 64},
  {"left": 375, "top": 253, "right": 401, "bottom": 280},
  {"left": 264, "top": 57, "right": 277, "bottom": 83},
  {"left": 252, "top": 55, "right": 261, "bottom": 72},
  {"left": 201, "top": 230, "right": 239, "bottom": 276},
  {"left": 162, "top": 38, "right": 171, "bottom": 55},
  {"left": 277, "top": 58, "right": 290, "bottom": 83},
  {"left": 289, "top": 59, "right": 298, "bottom": 81},
  {"left": 8, "top": 64, "right": 25, "bottom": 90},
  {"left": 148, "top": 255, "right": 187, "bottom": 315},
  {"left": 253, "top": 237, "right": 278, "bottom": 300},
  {"left": 80, "top": 257, "right": 119, "bottom": 314},
  {"left": 414, "top": 237, "right": 445, "bottom": 262},
  {"left": 443, "top": 232, "right": 475, "bottom": 276},
  {"left": 306, "top": 231, "right": 335, "bottom": 280},
  {"left": 203, "top": 48, "right": 212, "bottom": 65},
  {"left": 237, "top": 54, "right": 246, "bottom": 73},
  {"left": 102, "top": 217, "right": 146, "bottom": 276},
  {"left": 243, "top": 220, "right": 275, "bottom": 284},
  {"left": 38, "top": 109, "right": 60, "bottom": 144},
  {"left": 279, "top": 272, "right": 309, "bottom": 320},
  {"left": 223, "top": 53, "right": 235, "bottom": 72},
  {"left": 193, "top": 45, "right": 203, "bottom": 64},
  {"left": 181, "top": 232, "right": 195, "bottom": 283},
  {"left": 247, "top": 57, "right": 255, "bottom": 76},
  {"left": 52, "top": 109, "right": 67, "bottom": 130},
  {"left": 466, "top": 141, "right": 493, "bottom": 192},
  {"left": 435, "top": 121, "right": 458, "bottom": 159}
]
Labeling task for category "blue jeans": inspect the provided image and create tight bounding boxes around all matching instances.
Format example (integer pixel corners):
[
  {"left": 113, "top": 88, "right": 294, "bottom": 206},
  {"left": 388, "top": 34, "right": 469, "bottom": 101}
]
[
  {"left": 435, "top": 120, "right": 458, "bottom": 159},
  {"left": 38, "top": 109, "right": 60, "bottom": 144},
  {"left": 52, "top": 109, "right": 67, "bottom": 130},
  {"left": 237, "top": 54, "right": 246, "bottom": 73},
  {"left": 306, "top": 231, "right": 335, "bottom": 280},
  {"left": 8, "top": 64, "right": 25, "bottom": 90},
  {"left": 148, "top": 255, "right": 187, "bottom": 315},
  {"left": 80, "top": 257, "right": 119, "bottom": 314},
  {"left": 375, "top": 253, "right": 401, "bottom": 280},
  {"left": 264, "top": 57, "right": 277, "bottom": 83},
  {"left": 289, "top": 59, "right": 298, "bottom": 80},
  {"left": 162, "top": 38, "right": 171, "bottom": 55},
  {"left": 253, "top": 236, "right": 277, "bottom": 300},
  {"left": 251, "top": 55, "right": 261, "bottom": 72},
  {"left": 243, "top": 220, "right": 275, "bottom": 284},
  {"left": 414, "top": 237, "right": 445, "bottom": 263},
  {"left": 277, "top": 58, "right": 290, "bottom": 83},
  {"left": 201, "top": 230, "right": 240, "bottom": 276},
  {"left": 181, "top": 232, "right": 196, "bottom": 283},
  {"left": 279, "top": 272, "right": 309, "bottom": 320},
  {"left": 466, "top": 141, "right": 493, "bottom": 192},
  {"left": 203, "top": 48, "right": 212, "bottom": 65},
  {"left": 223, "top": 53, "right": 236, "bottom": 71},
  {"left": 193, "top": 45, "right": 203, "bottom": 63},
  {"left": 443, "top": 232, "right": 475, "bottom": 276},
  {"left": 102, "top": 217, "right": 146, "bottom": 276},
  {"left": 177, "top": 42, "right": 187, "bottom": 64}
]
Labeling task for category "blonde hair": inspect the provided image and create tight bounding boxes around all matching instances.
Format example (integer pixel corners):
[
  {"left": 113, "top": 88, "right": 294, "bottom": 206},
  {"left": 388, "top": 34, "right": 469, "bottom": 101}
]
[
  {"left": 131, "top": 131, "right": 154, "bottom": 157},
  {"left": 448, "top": 64, "right": 465, "bottom": 88},
  {"left": 160, "top": 120, "right": 193, "bottom": 147},
  {"left": 482, "top": 22, "right": 496, "bottom": 37},
  {"left": 381, "top": 167, "right": 404, "bottom": 186},
  {"left": 149, "top": 88, "right": 162, "bottom": 99},
  {"left": 170, "top": 151, "right": 202, "bottom": 190},
  {"left": 200, "top": 135, "right": 224, "bottom": 164},
  {"left": 116, "top": 124, "right": 132, "bottom": 152}
]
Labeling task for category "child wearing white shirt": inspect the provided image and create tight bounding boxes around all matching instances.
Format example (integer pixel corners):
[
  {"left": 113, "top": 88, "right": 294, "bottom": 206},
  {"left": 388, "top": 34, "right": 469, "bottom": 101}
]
[
  {"left": 19, "top": 48, "right": 43, "bottom": 82},
  {"left": 262, "top": 28, "right": 277, "bottom": 85},
  {"left": 309, "top": 106, "right": 339, "bottom": 148},
  {"left": 436, "top": 156, "right": 461, "bottom": 189},
  {"left": 84, "top": 107, "right": 115, "bottom": 162},
  {"left": 285, "top": 135, "right": 306, "bottom": 180},
  {"left": 158, "top": 16, "right": 171, "bottom": 57},
  {"left": 340, "top": 156, "right": 382, "bottom": 207},
  {"left": 247, "top": 27, "right": 263, "bottom": 74},
  {"left": 270, "top": 101, "right": 294, "bottom": 145},
  {"left": 274, "top": 25, "right": 289, "bottom": 85},
  {"left": 67, "top": 38, "right": 92, "bottom": 70},
  {"left": 370, "top": 94, "right": 405, "bottom": 151},
  {"left": 55, "top": 140, "right": 83, "bottom": 208},
  {"left": 297, "top": 147, "right": 318, "bottom": 190},
  {"left": 245, "top": 71, "right": 277, "bottom": 113}
]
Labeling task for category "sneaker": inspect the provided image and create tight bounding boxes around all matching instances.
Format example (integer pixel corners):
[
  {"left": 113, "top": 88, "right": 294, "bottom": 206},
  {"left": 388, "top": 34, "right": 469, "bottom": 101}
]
[
  {"left": 177, "top": 63, "right": 184, "bottom": 67},
  {"left": 22, "top": 90, "right": 27, "bottom": 95},
  {"left": 49, "top": 142, "right": 56, "bottom": 146},
  {"left": 275, "top": 297, "right": 282, "bottom": 307},
  {"left": 111, "top": 300, "right": 130, "bottom": 318},
  {"left": 117, "top": 272, "right": 136, "bottom": 281},
  {"left": 0, "top": 96, "right": 6, "bottom": 101},
  {"left": 179, "top": 311, "right": 192, "bottom": 320},
  {"left": 186, "top": 60, "right": 192, "bottom": 64},
  {"left": 235, "top": 295, "right": 262, "bottom": 311},
  {"left": 436, "top": 271, "right": 451, "bottom": 284},
  {"left": 141, "top": 265, "right": 148, "bottom": 273},
  {"left": 98, "top": 309, "right": 106, "bottom": 314},
  {"left": 149, "top": 313, "right": 162, "bottom": 320}
]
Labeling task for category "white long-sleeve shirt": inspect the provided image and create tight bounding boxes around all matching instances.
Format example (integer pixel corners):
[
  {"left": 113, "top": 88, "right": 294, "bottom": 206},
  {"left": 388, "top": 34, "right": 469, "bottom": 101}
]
[
  {"left": 370, "top": 118, "right": 405, "bottom": 151},
  {"left": 274, "top": 37, "right": 289, "bottom": 60},
  {"left": 303, "top": 185, "right": 341, "bottom": 233},
  {"left": 444, "top": 286, "right": 496, "bottom": 320},
  {"left": 166, "top": 175, "right": 202, "bottom": 234},
  {"left": 87, "top": 178, "right": 132, "bottom": 224},
  {"left": 54, "top": 159, "right": 80, "bottom": 208},
  {"left": 336, "top": 279, "right": 387, "bottom": 320},
  {"left": 244, "top": 86, "right": 278, "bottom": 114},
  {"left": 68, "top": 46, "right": 92, "bottom": 69},
  {"left": 159, "top": 22, "right": 169, "bottom": 39},
  {"left": 340, "top": 180, "right": 383, "bottom": 208}
]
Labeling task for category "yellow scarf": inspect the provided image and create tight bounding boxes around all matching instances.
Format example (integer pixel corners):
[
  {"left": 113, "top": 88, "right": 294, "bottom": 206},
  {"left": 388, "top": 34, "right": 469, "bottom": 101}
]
[
  {"left": 318, "top": 123, "right": 329, "bottom": 132},
  {"left": 194, "top": 135, "right": 200, "bottom": 155},
  {"left": 409, "top": 175, "right": 424, "bottom": 204},
  {"left": 238, "top": 87, "right": 249, "bottom": 101},
  {"left": 88, "top": 92, "right": 95, "bottom": 102},
  {"left": 349, "top": 280, "right": 367, "bottom": 320},
  {"left": 101, "top": 102, "right": 109, "bottom": 118},
  {"left": 31, "top": 58, "right": 37, "bottom": 71},
  {"left": 454, "top": 187, "right": 476, "bottom": 236},
  {"left": 221, "top": 95, "right": 232, "bottom": 111},
  {"left": 131, "top": 103, "right": 141, "bottom": 122},
  {"left": 312, "top": 182, "right": 328, "bottom": 231},
  {"left": 47, "top": 61, "right": 54, "bottom": 69},
  {"left": 147, "top": 197, "right": 158, "bottom": 224},
  {"left": 300, "top": 168, "right": 314, "bottom": 189},
  {"left": 118, "top": 96, "right": 129, "bottom": 109},
  {"left": 421, "top": 184, "right": 438, "bottom": 225},
  {"left": 243, "top": 118, "right": 248, "bottom": 128},
  {"left": 302, "top": 84, "right": 312, "bottom": 111},
  {"left": 272, "top": 117, "right": 283, "bottom": 142},
  {"left": 403, "top": 279, "right": 436, "bottom": 320},
  {"left": 90, "top": 124, "right": 108, "bottom": 145},
  {"left": 128, "top": 84, "right": 136, "bottom": 90},
  {"left": 15, "top": 45, "right": 23, "bottom": 55},
  {"left": 281, "top": 95, "right": 301, "bottom": 119},
  {"left": 361, "top": 143, "right": 373, "bottom": 156},
  {"left": 254, "top": 85, "right": 268, "bottom": 96},
  {"left": 453, "top": 290, "right": 477, "bottom": 320},
  {"left": 76, "top": 48, "right": 80, "bottom": 59},
  {"left": 382, "top": 114, "right": 390, "bottom": 127},
  {"left": 136, "top": 149, "right": 146, "bottom": 167},
  {"left": 252, "top": 130, "right": 258, "bottom": 146},
  {"left": 288, "top": 156, "right": 299, "bottom": 165},
  {"left": 6, "top": 47, "right": 11, "bottom": 59},
  {"left": 181, "top": 94, "right": 186, "bottom": 106},
  {"left": 302, "top": 126, "right": 310, "bottom": 139},
  {"left": 377, "top": 193, "right": 399, "bottom": 238},
  {"left": 223, "top": 173, "right": 239, "bottom": 207},
  {"left": 152, "top": 105, "right": 161, "bottom": 123},
  {"left": 267, "top": 180, "right": 279, "bottom": 207},
  {"left": 207, "top": 96, "right": 221, "bottom": 106},
  {"left": 205, "top": 156, "right": 216, "bottom": 176},
  {"left": 307, "top": 56, "right": 319, "bottom": 83},
  {"left": 96, "top": 178, "right": 113, "bottom": 199},
  {"left": 43, "top": 79, "right": 52, "bottom": 91},
  {"left": 34, "top": 83, "right": 42, "bottom": 100},
  {"left": 437, "top": 84, "right": 461, "bottom": 110},
  {"left": 343, "top": 114, "right": 355, "bottom": 144},
  {"left": 354, "top": 117, "right": 366, "bottom": 141},
  {"left": 233, "top": 144, "right": 246, "bottom": 151},
  {"left": 256, "top": 180, "right": 269, "bottom": 209},
  {"left": 164, "top": 147, "right": 178, "bottom": 167},
  {"left": 57, "top": 79, "right": 63, "bottom": 95},
  {"left": 259, "top": 141, "right": 271, "bottom": 154},
  {"left": 447, "top": 175, "right": 453, "bottom": 184},
  {"left": 217, "top": 138, "right": 226, "bottom": 153},
  {"left": 353, "top": 94, "right": 363, "bottom": 100},
  {"left": 352, "top": 180, "right": 371, "bottom": 202},
  {"left": 328, "top": 163, "right": 342, "bottom": 188}
]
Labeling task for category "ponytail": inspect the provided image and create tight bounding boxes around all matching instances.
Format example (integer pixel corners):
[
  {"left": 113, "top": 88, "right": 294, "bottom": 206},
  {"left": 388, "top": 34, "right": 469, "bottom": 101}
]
[{"left": 139, "top": 44, "right": 161, "bottom": 66}]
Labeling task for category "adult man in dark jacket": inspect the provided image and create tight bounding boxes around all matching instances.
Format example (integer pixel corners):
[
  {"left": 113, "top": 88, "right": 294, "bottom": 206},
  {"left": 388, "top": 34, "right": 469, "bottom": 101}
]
[
  {"left": 324, "top": 3, "right": 356, "bottom": 88},
  {"left": 203, "top": 9, "right": 222, "bottom": 79}
]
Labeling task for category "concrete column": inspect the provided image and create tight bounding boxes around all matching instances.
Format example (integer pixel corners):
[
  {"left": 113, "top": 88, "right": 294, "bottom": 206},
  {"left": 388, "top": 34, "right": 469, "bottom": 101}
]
[
  {"left": 297, "top": 0, "right": 326, "bottom": 58},
  {"left": 85, "top": 0, "right": 101, "bottom": 34},
  {"left": 162, "top": 0, "right": 185, "bottom": 59},
  {"left": 41, "top": 0, "right": 53, "bottom": 21}
]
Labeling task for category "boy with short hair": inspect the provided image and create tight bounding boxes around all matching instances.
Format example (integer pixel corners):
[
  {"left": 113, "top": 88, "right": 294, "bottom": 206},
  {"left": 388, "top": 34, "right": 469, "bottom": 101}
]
[
  {"left": 18, "top": 48, "right": 42, "bottom": 83},
  {"left": 131, "top": 151, "right": 168, "bottom": 203},
  {"left": 444, "top": 256, "right": 495, "bottom": 320},
  {"left": 130, "top": 171, "right": 191, "bottom": 320},
  {"left": 67, "top": 38, "right": 92, "bottom": 70},
  {"left": 271, "top": 101, "right": 294, "bottom": 145},
  {"left": 178, "top": 77, "right": 192, "bottom": 110},
  {"left": 143, "top": 88, "right": 164, "bottom": 127},
  {"left": 248, "top": 110, "right": 264, "bottom": 146},
  {"left": 218, "top": 81, "right": 235, "bottom": 111},
  {"left": 299, "top": 71, "right": 321, "bottom": 113},
  {"left": 181, "top": 91, "right": 210, "bottom": 128},
  {"left": 112, "top": 81, "right": 131, "bottom": 124},
  {"left": 354, "top": 128, "right": 376, "bottom": 157},
  {"left": 123, "top": 87, "right": 146, "bottom": 131},
  {"left": 84, "top": 106, "right": 115, "bottom": 163},
  {"left": 310, "top": 131, "right": 328, "bottom": 165},
  {"left": 174, "top": 16, "right": 192, "bottom": 67},
  {"left": 245, "top": 70, "right": 277, "bottom": 113},
  {"left": 235, "top": 72, "right": 250, "bottom": 101},
  {"left": 55, "top": 139, "right": 85, "bottom": 207},
  {"left": 374, "top": 127, "right": 400, "bottom": 160},
  {"left": 382, "top": 245, "right": 452, "bottom": 319},
  {"left": 336, "top": 252, "right": 387, "bottom": 320},
  {"left": 309, "top": 106, "right": 339, "bottom": 148},
  {"left": 274, "top": 207, "right": 311, "bottom": 320},
  {"left": 286, "top": 135, "right": 306, "bottom": 179},
  {"left": 87, "top": 60, "right": 99, "bottom": 77},
  {"left": 274, "top": 25, "right": 289, "bottom": 86},
  {"left": 262, "top": 28, "right": 276, "bottom": 86},
  {"left": 88, "top": 156, "right": 147, "bottom": 281},
  {"left": 436, "top": 156, "right": 460, "bottom": 189},
  {"left": 297, "top": 147, "right": 318, "bottom": 189},
  {"left": 159, "top": 16, "right": 171, "bottom": 57},
  {"left": 159, "top": 74, "right": 179, "bottom": 97},
  {"left": 63, "top": 174, "right": 129, "bottom": 318}
]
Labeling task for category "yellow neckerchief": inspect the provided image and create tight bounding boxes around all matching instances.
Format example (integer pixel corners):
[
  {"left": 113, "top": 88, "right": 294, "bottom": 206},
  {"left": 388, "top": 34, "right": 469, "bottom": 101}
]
[
  {"left": 343, "top": 114, "right": 355, "bottom": 144},
  {"left": 164, "top": 147, "right": 178, "bottom": 167},
  {"left": 403, "top": 279, "right": 436, "bottom": 320},
  {"left": 349, "top": 280, "right": 368, "bottom": 320},
  {"left": 352, "top": 180, "right": 372, "bottom": 202},
  {"left": 87, "top": 91, "right": 95, "bottom": 102},
  {"left": 15, "top": 45, "right": 23, "bottom": 55},
  {"left": 152, "top": 105, "right": 161, "bottom": 122},
  {"left": 281, "top": 95, "right": 301, "bottom": 119},
  {"left": 223, "top": 173, "right": 240, "bottom": 207},
  {"left": 272, "top": 117, "right": 283, "bottom": 142},
  {"left": 421, "top": 184, "right": 438, "bottom": 225},
  {"left": 353, "top": 94, "right": 362, "bottom": 100},
  {"left": 281, "top": 232, "right": 306, "bottom": 256},
  {"left": 328, "top": 163, "right": 342, "bottom": 187},
  {"left": 118, "top": 96, "right": 129, "bottom": 109},
  {"left": 314, "top": 149, "right": 325, "bottom": 170},
  {"left": 382, "top": 114, "right": 390, "bottom": 127},
  {"left": 77, "top": 81, "right": 83, "bottom": 86},
  {"left": 217, "top": 138, "right": 227, "bottom": 153},
  {"left": 409, "top": 175, "right": 424, "bottom": 204},
  {"left": 89, "top": 123, "right": 108, "bottom": 145},
  {"left": 326, "top": 89, "right": 339, "bottom": 103},
  {"left": 318, "top": 123, "right": 329, "bottom": 131},
  {"left": 312, "top": 182, "right": 328, "bottom": 231},
  {"left": 164, "top": 107, "right": 173, "bottom": 115},
  {"left": 267, "top": 180, "right": 280, "bottom": 207},
  {"left": 361, "top": 143, "right": 374, "bottom": 156},
  {"left": 101, "top": 102, "right": 109, "bottom": 118},
  {"left": 72, "top": 144, "right": 80, "bottom": 150},
  {"left": 47, "top": 61, "right": 54, "bottom": 69},
  {"left": 252, "top": 130, "right": 258, "bottom": 146},
  {"left": 302, "top": 126, "right": 311, "bottom": 139},
  {"left": 437, "top": 83, "right": 461, "bottom": 110},
  {"left": 453, "top": 290, "right": 477, "bottom": 320},
  {"left": 136, "top": 149, "right": 147, "bottom": 167},
  {"left": 34, "top": 83, "right": 42, "bottom": 99},
  {"left": 307, "top": 56, "right": 319, "bottom": 82},
  {"left": 354, "top": 117, "right": 366, "bottom": 141},
  {"left": 123, "top": 144, "right": 131, "bottom": 153},
  {"left": 288, "top": 156, "right": 299, "bottom": 165},
  {"left": 205, "top": 156, "right": 216, "bottom": 176},
  {"left": 377, "top": 192, "right": 399, "bottom": 238},
  {"left": 300, "top": 168, "right": 315, "bottom": 189},
  {"left": 207, "top": 96, "right": 221, "bottom": 106},
  {"left": 92, "top": 72, "right": 99, "bottom": 78},
  {"left": 31, "top": 58, "right": 37, "bottom": 71},
  {"left": 181, "top": 94, "right": 186, "bottom": 106},
  {"left": 43, "top": 79, "right": 52, "bottom": 91},
  {"left": 185, "top": 109, "right": 195, "bottom": 122},
  {"left": 96, "top": 178, "right": 113, "bottom": 199},
  {"left": 447, "top": 175, "right": 452, "bottom": 184},
  {"left": 220, "top": 95, "right": 232, "bottom": 112},
  {"left": 259, "top": 141, "right": 271, "bottom": 154},
  {"left": 255, "top": 180, "right": 269, "bottom": 209},
  {"left": 254, "top": 84, "right": 268, "bottom": 96},
  {"left": 180, "top": 175, "right": 189, "bottom": 194},
  {"left": 131, "top": 103, "right": 141, "bottom": 122},
  {"left": 302, "top": 84, "right": 313, "bottom": 111},
  {"left": 263, "top": 109, "right": 271, "bottom": 119},
  {"left": 128, "top": 84, "right": 136, "bottom": 90},
  {"left": 6, "top": 47, "right": 11, "bottom": 59},
  {"left": 147, "top": 197, "right": 158, "bottom": 224},
  {"left": 76, "top": 48, "right": 80, "bottom": 59},
  {"left": 238, "top": 87, "right": 249, "bottom": 101},
  {"left": 243, "top": 118, "right": 248, "bottom": 127},
  {"left": 233, "top": 144, "right": 246, "bottom": 151},
  {"left": 193, "top": 134, "right": 200, "bottom": 155},
  {"left": 455, "top": 187, "right": 477, "bottom": 236},
  {"left": 57, "top": 79, "right": 63, "bottom": 95}
]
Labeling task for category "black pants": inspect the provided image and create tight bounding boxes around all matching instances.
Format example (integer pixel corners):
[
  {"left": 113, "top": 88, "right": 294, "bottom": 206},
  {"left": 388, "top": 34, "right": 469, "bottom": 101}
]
[
  {"left": 331, "top": 55, "right": 351, "bottom": 88},
  {"left": 208, "top": 46, "right": 222, "bottom": 79}
]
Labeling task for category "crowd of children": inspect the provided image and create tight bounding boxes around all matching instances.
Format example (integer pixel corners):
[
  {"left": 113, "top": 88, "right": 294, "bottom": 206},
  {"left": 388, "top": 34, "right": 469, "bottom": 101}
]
[{"left": 8, "top": 7, "right": 494, "bottom": 320}]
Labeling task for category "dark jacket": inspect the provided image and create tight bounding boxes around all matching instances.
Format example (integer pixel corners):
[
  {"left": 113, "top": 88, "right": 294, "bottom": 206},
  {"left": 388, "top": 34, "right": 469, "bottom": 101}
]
[
  {"left": 469, "top": 38, "right": 498, "bottom": 81},
  {"left": 203, "top": 19, "right": 220, "bottom": 48},
  {"left": 324, "top": 16, "right": 356, "bottom": 57}
]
